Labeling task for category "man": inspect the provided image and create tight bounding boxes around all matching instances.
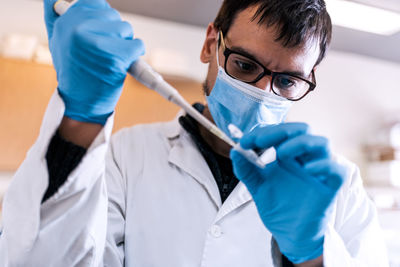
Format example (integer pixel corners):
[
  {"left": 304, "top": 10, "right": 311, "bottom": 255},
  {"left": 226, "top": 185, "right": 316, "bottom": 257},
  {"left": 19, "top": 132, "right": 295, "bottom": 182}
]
[{"left": 0, "top": 0, "right": 388, "bottom": 266}]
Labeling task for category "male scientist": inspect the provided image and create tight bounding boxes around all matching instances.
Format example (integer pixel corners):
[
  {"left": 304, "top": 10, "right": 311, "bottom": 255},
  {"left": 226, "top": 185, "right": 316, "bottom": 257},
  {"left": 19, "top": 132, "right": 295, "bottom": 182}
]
[{"left": 0, "top": 0, "right": 389, "bottom": 266}]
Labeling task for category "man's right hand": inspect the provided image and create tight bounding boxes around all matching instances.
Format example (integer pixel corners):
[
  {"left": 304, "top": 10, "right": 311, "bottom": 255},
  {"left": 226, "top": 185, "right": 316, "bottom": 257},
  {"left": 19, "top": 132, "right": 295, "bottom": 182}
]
[{"left": 44, "top": 0, "right": 145, "bottom": 126}]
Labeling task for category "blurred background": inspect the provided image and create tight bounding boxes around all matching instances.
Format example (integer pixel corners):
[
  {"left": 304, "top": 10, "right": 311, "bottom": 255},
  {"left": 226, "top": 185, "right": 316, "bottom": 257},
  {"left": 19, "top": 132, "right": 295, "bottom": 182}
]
[{"left": 0, "top": 0, "right": 399, "bottom": 264}]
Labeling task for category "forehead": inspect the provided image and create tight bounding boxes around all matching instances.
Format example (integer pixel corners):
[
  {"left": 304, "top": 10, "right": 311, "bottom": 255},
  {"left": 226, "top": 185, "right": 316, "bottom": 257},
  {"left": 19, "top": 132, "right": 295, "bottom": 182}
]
[{"left": 226, "top": 5, "right": 320, "bottom": 76}]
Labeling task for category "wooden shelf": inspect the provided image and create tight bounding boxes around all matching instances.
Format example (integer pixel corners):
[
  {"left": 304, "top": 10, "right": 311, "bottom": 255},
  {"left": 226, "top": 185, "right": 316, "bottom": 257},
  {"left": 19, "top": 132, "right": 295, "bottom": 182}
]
[{"left": 0, "top": 57, "right": 203, "bottom": 171}]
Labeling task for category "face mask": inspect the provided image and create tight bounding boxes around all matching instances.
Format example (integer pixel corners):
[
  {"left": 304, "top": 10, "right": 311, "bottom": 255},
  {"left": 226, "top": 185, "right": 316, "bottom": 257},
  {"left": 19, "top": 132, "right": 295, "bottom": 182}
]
[{"left": 206, "top": 44, "right": 292, "bottom": 141}]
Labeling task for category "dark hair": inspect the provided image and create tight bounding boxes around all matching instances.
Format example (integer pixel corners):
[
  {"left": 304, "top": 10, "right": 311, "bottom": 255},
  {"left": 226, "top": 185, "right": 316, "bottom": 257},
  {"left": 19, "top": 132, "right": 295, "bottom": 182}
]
[{"left": 214, "top": 0, "right": 332, "bottom": 66}]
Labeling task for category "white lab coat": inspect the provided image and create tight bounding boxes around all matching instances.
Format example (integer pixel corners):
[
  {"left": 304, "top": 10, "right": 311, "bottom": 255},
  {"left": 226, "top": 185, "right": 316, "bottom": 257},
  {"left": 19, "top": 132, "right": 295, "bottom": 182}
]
[{"left": 0, "top": 92, "right": 389, "bottom": 266}]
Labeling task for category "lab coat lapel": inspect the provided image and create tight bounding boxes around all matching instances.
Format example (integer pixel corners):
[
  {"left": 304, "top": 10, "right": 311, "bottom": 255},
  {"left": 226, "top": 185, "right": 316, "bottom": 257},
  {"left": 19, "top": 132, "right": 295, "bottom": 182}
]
[
  {"left": 166, "top": 120, "right": 222, "bottom": 208},
  {"left": 214, "top": 182, "right": 253, "bottom": 223}
]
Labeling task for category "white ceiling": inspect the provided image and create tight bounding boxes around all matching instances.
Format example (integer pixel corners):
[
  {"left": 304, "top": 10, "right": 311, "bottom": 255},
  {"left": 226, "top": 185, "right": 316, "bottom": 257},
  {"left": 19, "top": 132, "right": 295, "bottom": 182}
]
[
  {"left": 108, "top": 0, "right": 400, "bottom": 64},
  {"left": 353, "top": 0, "right": 400, "bottom": 12}
]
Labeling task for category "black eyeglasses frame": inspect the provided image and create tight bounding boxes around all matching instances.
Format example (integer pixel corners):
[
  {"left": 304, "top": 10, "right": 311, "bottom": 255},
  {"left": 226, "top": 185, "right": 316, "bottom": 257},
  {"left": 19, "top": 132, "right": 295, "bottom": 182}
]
[{"left": 219, "top": 31, "right": 317, "bottom": 101}]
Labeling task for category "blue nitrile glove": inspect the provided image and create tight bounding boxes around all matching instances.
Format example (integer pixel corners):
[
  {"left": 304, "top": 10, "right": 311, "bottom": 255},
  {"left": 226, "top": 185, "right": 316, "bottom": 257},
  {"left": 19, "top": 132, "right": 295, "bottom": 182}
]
[
  {"left": 44, "top": 0, "right": 145, "bottom": 125},
  {"left": 230, "top": 123, "right": 347, "bottom": 264}
]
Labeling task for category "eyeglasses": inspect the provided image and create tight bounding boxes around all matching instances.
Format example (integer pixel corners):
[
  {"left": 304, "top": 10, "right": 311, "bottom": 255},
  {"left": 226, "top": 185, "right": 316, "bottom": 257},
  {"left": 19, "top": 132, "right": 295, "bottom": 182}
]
[{"left": 218, "top": 31, "right": 316, "bottom": 101}]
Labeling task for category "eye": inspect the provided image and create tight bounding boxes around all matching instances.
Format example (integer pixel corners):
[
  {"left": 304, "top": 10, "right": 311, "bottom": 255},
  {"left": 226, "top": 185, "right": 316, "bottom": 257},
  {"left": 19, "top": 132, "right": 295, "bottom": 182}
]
[
  {"left": 275, "top": 75, "right": 297, "bottom": 89},
  {"left": 234, "top": 60, "right": 258, "bottom": 73},
  {"left": 226, "top": 53, "right": 263, "bottom": 82}
]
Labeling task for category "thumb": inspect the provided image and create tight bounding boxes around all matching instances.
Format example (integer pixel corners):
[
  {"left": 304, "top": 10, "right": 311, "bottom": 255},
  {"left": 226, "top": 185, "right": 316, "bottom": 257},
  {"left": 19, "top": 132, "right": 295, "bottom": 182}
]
[
  {"left": 230, "top": 150, "right": 263, "bottom": 191},
  {"left": 44, "top": 0, "right": 111, "bottom": 40},
  {"left": 43, "top": 0, "right": 59, "bottom": 39},
  {"left": 123, "top": 38, "right": 146, "bottom": 67},
  {"left": 74, "top": 0, "right": 110, "bottom": 9}
]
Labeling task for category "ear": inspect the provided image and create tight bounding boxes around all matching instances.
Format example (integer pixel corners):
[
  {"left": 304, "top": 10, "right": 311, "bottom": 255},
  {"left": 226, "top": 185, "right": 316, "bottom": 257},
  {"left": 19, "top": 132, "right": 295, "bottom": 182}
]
[
  {"left": 311, "top": 66, "right": 318, "bottom": 83},
  {"left": 313, "top": 65, "right": 318, "bottom": 76},
  {"left": 200, "top": 23, "right": 219, "bottom": 64}
]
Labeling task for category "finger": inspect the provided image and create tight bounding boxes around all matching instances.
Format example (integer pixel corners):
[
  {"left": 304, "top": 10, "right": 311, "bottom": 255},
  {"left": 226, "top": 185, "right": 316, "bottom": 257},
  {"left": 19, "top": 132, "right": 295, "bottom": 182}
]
[
  {"left": 240, "top": 122, "right": 309, "bottom": 150},
  {"left": 49, "top": 1, "right": 119, "bottom": 38},
  {"left": 276, "top": 134, "right": 330, "bottom": 164},
  {"left": 75, "top": 34, "right": 145, "bottom": 75},
  {"left": 69, "top": 18, "right": 145, "bottom": 65},
  {"left": 304, "top": 159, "right": 347, "bottom": 190},
  {"left": 122, "top": 38, "right": 146, "bottom": 65},
  {"left": 75, "top": 0, "right": 110, "bottom": 9},
  {"left": 84, "top": 20, "right": 134, "bottom": 39},
  {"left": 230, "top": 150, "right": 263, "bottom": 190},
  {"left": 295, "top": 148, "right": 330, "bottom": 166},
  {"left": 102, "top": 38, "right": 145, "bottom": 66},
  {"left": 44, "top": 0, "right": 58, "bottom": 11},
  {"left": 44, "top": 0, "right": 59, "bottom": 39},
  {"left": 66, "top": 6, "right": 121, "bottom": 22}
]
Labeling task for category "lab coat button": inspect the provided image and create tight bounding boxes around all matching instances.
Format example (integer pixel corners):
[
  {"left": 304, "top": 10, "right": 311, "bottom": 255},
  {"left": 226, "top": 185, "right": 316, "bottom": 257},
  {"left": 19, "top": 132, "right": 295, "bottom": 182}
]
[{"left": 210, "top": 225, "right": 222, "bottom": 238}]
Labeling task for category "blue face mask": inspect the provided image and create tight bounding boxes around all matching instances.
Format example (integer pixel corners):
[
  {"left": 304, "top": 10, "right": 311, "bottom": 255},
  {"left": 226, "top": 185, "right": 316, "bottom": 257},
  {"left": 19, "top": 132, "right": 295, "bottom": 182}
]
[{"left": 206, "top": 65, "right": 293, "bottom": 141}]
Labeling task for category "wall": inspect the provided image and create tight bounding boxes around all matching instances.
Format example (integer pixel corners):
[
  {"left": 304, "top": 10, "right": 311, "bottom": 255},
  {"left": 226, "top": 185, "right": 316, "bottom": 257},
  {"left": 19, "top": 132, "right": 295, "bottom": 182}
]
[
  {"left": 288, "top": 52, "right": 400, "bottom": 172},
  {"left": 0, "top": 0, "right": 208, "bottom": 81}
]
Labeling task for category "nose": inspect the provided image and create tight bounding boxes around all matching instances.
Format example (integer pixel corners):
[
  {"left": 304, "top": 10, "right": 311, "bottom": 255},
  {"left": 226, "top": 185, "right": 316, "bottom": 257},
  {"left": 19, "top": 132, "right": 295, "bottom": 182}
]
[{"left": 253, "top": 75, "right": 273, "bottom": 92}]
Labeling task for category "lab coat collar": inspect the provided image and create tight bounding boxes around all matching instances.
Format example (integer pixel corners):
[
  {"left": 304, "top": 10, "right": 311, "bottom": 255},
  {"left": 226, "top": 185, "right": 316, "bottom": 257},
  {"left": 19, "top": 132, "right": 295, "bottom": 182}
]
[
  {"left": 167, "top": 122, "right": 222, "bottom": 208},
  {"left": 164, "top": 113, "right": 253, "bottom": 218},
  {"left": 214, "top": 182, "right": 252, "bottom": 223},
  {"left": 163, "top": 111, "right": 184, "bottom": 139}
]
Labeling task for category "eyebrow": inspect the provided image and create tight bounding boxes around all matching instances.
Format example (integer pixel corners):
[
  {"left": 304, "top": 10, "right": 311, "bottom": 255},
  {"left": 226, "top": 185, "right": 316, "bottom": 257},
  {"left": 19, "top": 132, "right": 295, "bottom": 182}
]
[{"left": 229, "top": 45, "right": 308, "bottom": 79}]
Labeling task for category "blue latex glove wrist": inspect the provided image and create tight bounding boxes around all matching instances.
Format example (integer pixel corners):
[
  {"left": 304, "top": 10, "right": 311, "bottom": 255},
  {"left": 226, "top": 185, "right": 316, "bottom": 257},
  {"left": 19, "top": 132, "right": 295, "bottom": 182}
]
[
  {"left": 44, "top": 0, "right": 145, "bottom": 125},
  {"left": 230, "top": 123, "right": 347, "bottom": 264}
]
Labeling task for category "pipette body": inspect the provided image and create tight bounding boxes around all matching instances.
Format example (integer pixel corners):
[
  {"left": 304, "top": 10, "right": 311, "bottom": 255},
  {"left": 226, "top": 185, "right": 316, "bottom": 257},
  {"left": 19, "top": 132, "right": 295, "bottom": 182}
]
[{"left": 129, "top": 60, "right": 237, "bottom": 147}]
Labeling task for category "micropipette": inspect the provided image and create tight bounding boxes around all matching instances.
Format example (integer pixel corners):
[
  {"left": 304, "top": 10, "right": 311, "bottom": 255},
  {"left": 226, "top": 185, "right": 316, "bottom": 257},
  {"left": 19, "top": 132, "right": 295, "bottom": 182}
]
[{"left": 53, "top": 0, "right": 276, "bottom": 168}]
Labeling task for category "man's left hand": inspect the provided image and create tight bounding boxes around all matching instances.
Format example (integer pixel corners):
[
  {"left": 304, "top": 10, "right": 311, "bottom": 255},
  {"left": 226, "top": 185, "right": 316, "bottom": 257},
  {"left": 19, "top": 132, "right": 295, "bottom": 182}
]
[{"left": 230, "top": 123, "right": 347, "bottom": 264}]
